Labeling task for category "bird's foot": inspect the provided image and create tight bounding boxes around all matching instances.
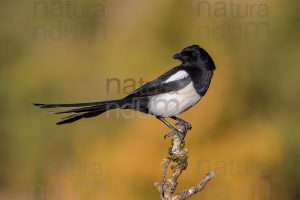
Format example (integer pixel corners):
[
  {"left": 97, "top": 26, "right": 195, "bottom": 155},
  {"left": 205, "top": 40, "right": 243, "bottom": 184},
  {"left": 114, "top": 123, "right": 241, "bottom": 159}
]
[
  {"left": 164, "top": 132, "right": 175, "bottom": 139},
  {"left": 177, "top": 119, "right": 192, "bottom": 131},
  {"left": 175, "top": 123, "right": 187, "bottom": 143},
  {"left": 164, "top": 124, "right": 187, "bottom": 143},
  {"left": 176, "top": 130, "right": 186, "bottom": 143}
]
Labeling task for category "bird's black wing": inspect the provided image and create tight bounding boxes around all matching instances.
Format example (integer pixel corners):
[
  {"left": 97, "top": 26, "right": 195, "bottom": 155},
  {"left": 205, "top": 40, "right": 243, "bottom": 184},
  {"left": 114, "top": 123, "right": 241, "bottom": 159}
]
[{"left": 126, "top": 66, "right": 191, "bottom": 98}]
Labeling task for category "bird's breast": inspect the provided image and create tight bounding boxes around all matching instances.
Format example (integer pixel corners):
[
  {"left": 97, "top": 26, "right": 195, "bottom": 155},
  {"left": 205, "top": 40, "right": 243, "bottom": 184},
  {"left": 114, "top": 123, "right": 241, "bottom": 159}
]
[{"left": 148, "top": 82, "right": 201, "bottom": 117}]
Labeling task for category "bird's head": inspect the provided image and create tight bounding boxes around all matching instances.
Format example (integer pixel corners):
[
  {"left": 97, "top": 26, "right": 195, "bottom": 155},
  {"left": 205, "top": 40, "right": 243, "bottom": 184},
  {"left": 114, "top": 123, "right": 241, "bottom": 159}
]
[{"left": 173, "top": 45, "right": 216, "bottom": 71}]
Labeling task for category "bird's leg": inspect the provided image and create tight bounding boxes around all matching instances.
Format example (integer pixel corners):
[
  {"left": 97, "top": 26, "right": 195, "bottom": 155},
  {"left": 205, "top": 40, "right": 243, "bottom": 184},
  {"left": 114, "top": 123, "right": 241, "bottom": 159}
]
[
  {"left": 171, "top": 116, "right": 192, "bottom": 131},
  {"left": 156, "top": 116, "right": 185, "bottom": 142}
]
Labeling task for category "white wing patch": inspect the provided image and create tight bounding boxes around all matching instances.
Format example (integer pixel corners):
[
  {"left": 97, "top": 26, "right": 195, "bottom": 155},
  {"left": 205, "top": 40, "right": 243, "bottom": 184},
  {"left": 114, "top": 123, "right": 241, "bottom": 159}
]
[
  {"left": 165, "top": 70, "right": 189, "bottom": 83},
  {"left": 148, "top": 82, "right": 201, "bottom": 117}
]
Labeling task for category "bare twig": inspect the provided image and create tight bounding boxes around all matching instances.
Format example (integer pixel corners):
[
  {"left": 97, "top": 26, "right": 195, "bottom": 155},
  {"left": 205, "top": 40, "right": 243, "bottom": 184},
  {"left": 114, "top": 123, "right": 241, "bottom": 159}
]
[{"left": 155, "top": 123, "right": 214, "bottom": 200}]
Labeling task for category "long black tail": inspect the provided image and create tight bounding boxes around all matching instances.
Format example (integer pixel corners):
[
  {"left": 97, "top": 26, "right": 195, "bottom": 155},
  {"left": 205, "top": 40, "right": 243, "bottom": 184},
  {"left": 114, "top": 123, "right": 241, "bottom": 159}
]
[
  {"left": 34, "top": 99, "right": 130, "bottom": 125},
  {"left": 34, "top": 100, "right": 112, "bottom": 108}
]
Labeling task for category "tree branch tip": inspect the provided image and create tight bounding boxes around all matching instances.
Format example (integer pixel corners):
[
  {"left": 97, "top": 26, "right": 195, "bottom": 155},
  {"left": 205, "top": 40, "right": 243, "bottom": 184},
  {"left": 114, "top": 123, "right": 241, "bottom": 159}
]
[{"left": 206, "top": 171, "right": 215, "bottom": 179}]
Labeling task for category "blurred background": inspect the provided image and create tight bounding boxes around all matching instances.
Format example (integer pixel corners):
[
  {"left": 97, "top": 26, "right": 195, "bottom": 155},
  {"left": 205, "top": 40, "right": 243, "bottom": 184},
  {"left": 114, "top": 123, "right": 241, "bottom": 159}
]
[{"left": 0, "top": 0, "right": 299, "bottom": 199}]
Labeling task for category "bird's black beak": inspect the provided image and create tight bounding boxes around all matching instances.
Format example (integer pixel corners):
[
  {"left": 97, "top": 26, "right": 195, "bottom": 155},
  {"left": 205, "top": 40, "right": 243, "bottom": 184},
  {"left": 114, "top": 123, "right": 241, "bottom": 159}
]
[{"left": 173, "top": 53, "right": 183, "bottom": 60}]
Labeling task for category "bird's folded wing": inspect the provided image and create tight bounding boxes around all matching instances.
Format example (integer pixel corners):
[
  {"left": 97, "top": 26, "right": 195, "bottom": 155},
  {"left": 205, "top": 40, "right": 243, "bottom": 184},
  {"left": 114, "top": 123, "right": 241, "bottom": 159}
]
[{"left": 126, "top": 76, "right": 191, "bottom": 98}]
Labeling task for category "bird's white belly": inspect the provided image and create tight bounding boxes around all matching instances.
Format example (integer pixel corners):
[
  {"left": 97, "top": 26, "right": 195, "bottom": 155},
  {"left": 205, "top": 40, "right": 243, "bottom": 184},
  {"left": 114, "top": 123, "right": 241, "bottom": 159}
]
[{"left": 148, "top": 82, "right": 201, "bottom": 117}]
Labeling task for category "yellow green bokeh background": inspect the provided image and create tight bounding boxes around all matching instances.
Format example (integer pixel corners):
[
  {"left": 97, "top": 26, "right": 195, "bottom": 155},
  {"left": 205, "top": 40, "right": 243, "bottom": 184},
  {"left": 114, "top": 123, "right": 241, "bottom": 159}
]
[{"left": 1, "top": 0, "right": 299, "bottom": 199}]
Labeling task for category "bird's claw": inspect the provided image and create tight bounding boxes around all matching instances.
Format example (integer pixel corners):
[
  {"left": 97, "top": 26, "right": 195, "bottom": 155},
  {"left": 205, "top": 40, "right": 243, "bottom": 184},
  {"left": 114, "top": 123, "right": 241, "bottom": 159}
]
[
  {"left": 163, "top": 120, "right": 191, "bottom": 143},
  {"left": 163, "top": 128, "right": 186, "bottom": 142},
  {"left": 164, "top": 132, "right": 175, "bottom": 139},
  {"left": 178, "top": 120, "right": 192, "bottom": 131},
  {"left": 164, "top": 124, "right": 187, "bottom": 143},
  {"left": 176, "top": 130, "right": 186, "bottom": 143}
]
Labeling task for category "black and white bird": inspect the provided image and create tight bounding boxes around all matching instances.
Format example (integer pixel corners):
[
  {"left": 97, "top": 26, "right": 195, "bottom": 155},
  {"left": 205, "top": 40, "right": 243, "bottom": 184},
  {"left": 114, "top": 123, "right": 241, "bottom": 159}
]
[{"left": 34, "top": 45, "right": 216, "bottom": 140}]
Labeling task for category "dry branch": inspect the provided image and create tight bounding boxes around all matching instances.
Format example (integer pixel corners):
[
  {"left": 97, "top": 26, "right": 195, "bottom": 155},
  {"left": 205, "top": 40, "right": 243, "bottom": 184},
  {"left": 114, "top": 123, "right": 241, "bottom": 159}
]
[{"left": 155, "top": 123, "right": 214, "bottom": 200}]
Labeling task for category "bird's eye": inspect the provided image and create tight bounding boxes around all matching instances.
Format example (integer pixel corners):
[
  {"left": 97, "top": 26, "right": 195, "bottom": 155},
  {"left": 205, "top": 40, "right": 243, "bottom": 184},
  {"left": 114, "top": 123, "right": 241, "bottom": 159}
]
[{"left": 191, "top": 51, "right": 198, "bottom": 57}]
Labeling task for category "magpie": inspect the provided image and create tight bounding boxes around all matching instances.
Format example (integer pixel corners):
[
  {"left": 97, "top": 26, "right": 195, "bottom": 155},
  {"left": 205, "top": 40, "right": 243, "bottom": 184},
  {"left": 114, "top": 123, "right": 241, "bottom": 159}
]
[{"left": 34, "top": 45, "right": 216, "bottom": 140}]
